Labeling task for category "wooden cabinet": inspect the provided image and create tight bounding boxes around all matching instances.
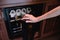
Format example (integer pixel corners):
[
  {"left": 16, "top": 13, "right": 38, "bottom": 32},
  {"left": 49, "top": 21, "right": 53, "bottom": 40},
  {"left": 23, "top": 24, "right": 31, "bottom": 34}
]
[
  {"left": 0, "top": 0, "right": 60, "bottom": 40},
  {"left": 1, "top": 0, "right": 32, "bottom": 4},
  {"left": 40, "top": 2, "right": 60, "bottom": 39},
  {"left": 0, "top": 30, "right": 1, "bottom": 40},
  {"left": 0, "top": 11, "right": 1, "bottom": 40},
  {"left": 0, "top": 10, "right": 9, "bottom": 40}
]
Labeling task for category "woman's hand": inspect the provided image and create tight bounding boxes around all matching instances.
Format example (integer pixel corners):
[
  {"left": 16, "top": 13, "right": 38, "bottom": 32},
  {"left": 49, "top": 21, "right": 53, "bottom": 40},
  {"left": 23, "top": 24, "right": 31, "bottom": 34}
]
[{"left": 21, "top": 14, "right": 39, "bottom": 23}]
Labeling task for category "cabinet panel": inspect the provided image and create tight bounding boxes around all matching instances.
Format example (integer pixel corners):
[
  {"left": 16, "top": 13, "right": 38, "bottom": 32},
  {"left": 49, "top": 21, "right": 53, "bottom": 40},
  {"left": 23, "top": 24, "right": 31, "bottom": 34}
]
[
  {"left": 0, "top": 12, "right": 2, "bottom": 31},
  {"left": 0, "top": 21, "right": 2, "bottom": 40},
  {"left": 0, "top": 23, "right": 1, "bottom": 31},
  {"left": 0, "top": 32, "right": 2, "bottom": 40},
  {"left": 41, "top": 4, "right": 60, "bottom": 38},
  {"left": 1, "top": 0, "right": 32, "bottom": 5}
]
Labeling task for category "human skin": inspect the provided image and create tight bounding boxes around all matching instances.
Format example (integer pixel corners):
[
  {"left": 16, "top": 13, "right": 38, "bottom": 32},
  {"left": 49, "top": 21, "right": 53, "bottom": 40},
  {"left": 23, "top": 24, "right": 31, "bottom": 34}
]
[{"left": 21, "top": 6, "right": 60, "bottom": 23}]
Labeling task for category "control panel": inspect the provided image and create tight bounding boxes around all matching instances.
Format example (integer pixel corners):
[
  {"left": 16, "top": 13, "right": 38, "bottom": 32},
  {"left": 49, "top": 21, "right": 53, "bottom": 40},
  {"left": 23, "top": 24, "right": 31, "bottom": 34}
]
[{"left": 2, "top": 3, "right": 45, "bottom": 39}]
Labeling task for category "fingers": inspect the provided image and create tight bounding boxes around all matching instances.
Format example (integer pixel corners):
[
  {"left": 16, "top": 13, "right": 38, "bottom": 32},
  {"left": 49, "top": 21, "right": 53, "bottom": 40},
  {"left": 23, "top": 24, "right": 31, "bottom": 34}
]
[
  {"left": 26, "top": 21, "right": 32, "bottom": 23},
  {"left": 21, "top": 14, "right": 33, "bottom": 23},
  {"left": 23, "top": 14, "right": 31, "bottom": 17},
  {"left": 21, "top": 17, "right": 32, "bottom": 23},
  {"left": 21, "top": 14, "right": 31, "bottom": 20},
  {"left": 21, "top": 17, "right": 30, "bottom": 20}
]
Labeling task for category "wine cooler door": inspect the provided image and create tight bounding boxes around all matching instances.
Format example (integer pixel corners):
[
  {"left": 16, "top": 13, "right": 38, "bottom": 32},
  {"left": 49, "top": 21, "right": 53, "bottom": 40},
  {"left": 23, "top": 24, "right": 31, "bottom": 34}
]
[{"left": 2, "top": 3, "right": 45, "bottom": 39}]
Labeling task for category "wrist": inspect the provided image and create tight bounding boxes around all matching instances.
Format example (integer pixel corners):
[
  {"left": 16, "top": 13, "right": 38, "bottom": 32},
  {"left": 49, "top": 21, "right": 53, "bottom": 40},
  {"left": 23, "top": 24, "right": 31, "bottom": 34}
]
[
  {"left": 36, "top": 17, "right": 41, "bottom": 22},
  {"left": 36, "top": 16, "right": 43, "bottom": 22}
]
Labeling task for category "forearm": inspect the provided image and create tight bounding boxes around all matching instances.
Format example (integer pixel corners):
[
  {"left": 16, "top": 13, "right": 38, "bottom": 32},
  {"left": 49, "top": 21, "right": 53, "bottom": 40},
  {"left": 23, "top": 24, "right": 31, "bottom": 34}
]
[{"left": 37, "top": 6, "right": 60, "bottom": 21}]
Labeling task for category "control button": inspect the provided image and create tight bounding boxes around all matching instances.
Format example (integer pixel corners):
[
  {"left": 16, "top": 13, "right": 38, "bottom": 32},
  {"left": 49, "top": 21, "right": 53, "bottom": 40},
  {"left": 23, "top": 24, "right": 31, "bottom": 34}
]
[
  {"left": 27, "top": 7, "right": 31, "bottom": 13},
  {"left": 9, "top": 10, "right": 16, "bottom": 18},
  {"left": 22, "top": 8, "right": 26, "bottom": 13},
  {"left": 16, "top": 9, "right": 21, "bottom": 16}
]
